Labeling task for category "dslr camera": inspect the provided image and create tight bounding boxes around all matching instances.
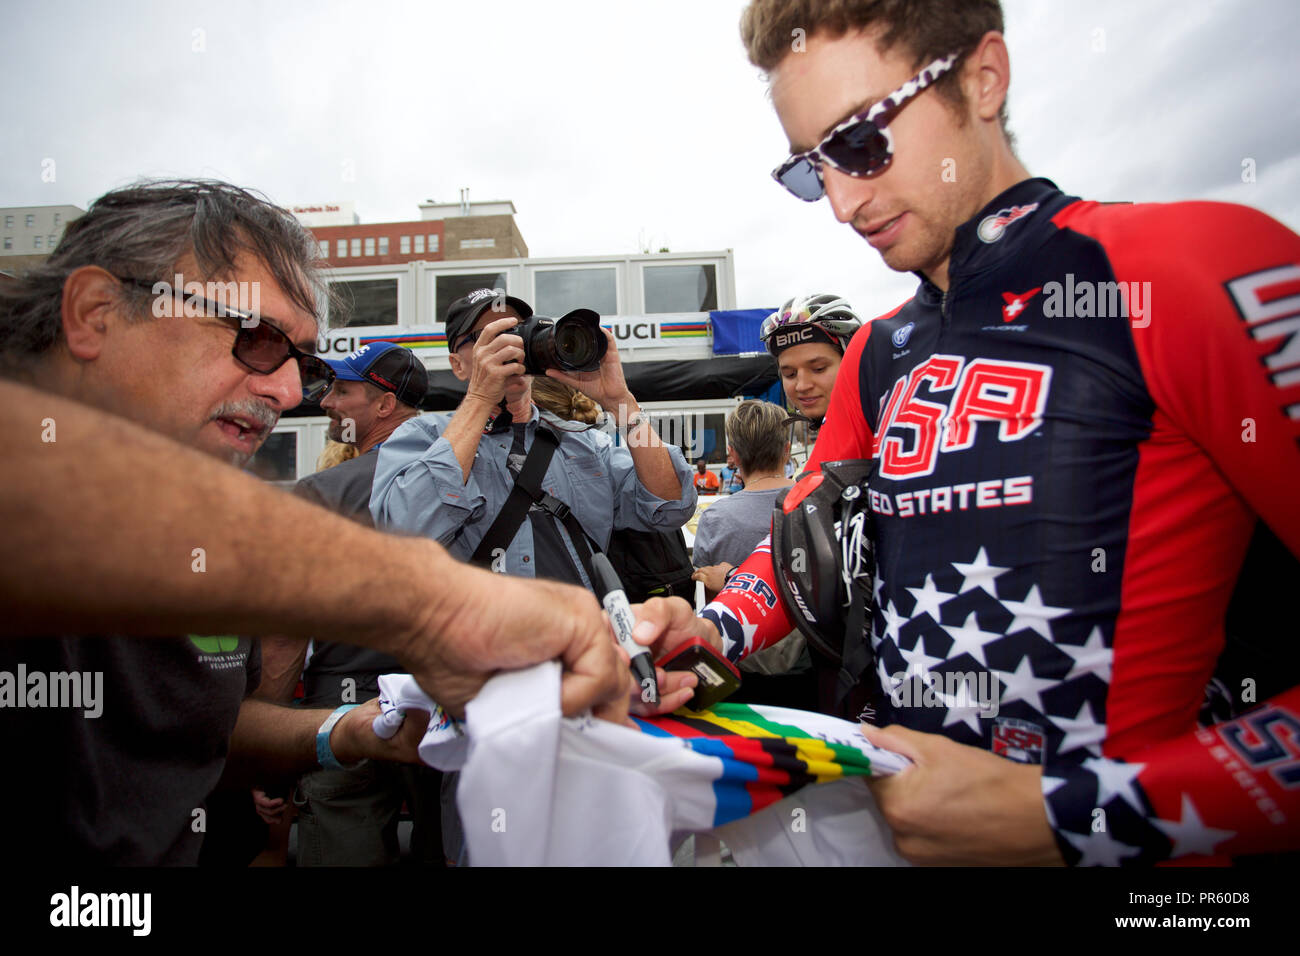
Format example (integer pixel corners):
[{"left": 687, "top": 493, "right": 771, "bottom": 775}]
[{"left": 515, "top": 308, "right": 608, "bottom": 375}]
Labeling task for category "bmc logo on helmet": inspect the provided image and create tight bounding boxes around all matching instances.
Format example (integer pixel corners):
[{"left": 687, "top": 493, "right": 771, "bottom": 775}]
[
  {"left": 773, "top": 326, "right": 816, "bottom": 349},
  {"left": 872, "top": 354, "right": 1053, "bottom": 480}
]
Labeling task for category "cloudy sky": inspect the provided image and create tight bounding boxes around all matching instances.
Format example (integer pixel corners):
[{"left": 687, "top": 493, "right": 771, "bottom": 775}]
[{"left": 3, "top": 0, "right": 1297, "bottom": 319}]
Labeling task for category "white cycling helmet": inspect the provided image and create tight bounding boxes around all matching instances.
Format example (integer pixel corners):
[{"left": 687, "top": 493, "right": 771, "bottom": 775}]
[{"left": 761, "top": 293, "right": 863, "bottom": 356}]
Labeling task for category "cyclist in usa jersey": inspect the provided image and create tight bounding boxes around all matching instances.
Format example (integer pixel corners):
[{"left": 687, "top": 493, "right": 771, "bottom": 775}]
[{"left": 636, "top": 2, "right": 1300, "bottom": 865}]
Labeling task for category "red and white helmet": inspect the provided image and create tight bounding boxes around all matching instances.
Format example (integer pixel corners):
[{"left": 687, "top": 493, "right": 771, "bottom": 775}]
[{"left": 761, "top": 293, "right": 863, "bottom": 357}]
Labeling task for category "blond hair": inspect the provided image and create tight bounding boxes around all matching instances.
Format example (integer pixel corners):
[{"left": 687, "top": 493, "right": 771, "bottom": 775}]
[
  {"left": 530, "top": 377, "right": 602, "bottom": 424},
  {"left": 316, "top": 440, "right": 360, "bottom": 472},
  {"left": 726, "top": 399, "right": 790, "bottom": 474}
]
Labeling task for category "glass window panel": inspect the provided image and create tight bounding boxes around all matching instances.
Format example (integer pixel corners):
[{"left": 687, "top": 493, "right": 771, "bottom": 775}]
[
  {"left": 429, "top": 234, "right": 439, "bottom": 253},
  {"left": 364, "top": 237, "right": 375, "bottom": 256},
  {"left": 336, "top": 239, "right": 347, "bottom": 258},
  {"left": 534, "top": 268, "right": 617, "bottom": 317},
  {"left": 378, "top": 236, "right": 389, "bottom": 255},
  {"left": 318, "top": 240, "right": 329, "bottom": 257},
  {"left": 414, "top": 235, "right": 425, "bottom": 254},
  {"left": 25, "top": 215, "right": 34, "bottom": 227},
  {"left": 400, "top": 235, "right": 411, "bottom": 254},
  {"left": 247, "top": 430, "right": 298, "bottom": 483},
  {"left": 33, "top": 236, "right": 42, "bottom": 249},
  {"left": 329, "top": 278, "right": 400, "bottom": 328},
  {"left": 350, "top": 238, "right": 361, "bottom": 257},
  {"left": 435, "top": 273, "right": 508, "bottom": 326},
  {"left": 643, "top": 264, "right": 717, "bottom": 314}
]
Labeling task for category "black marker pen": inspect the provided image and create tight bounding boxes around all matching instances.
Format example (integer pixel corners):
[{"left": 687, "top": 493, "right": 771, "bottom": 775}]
[{"left": 591, "top": 552, "right": 660, "bottom": 706}]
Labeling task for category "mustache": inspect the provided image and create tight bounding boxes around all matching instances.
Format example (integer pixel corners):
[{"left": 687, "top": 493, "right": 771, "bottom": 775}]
[{"left": 210, "top": 399, "right": 280, "bottom": 434}]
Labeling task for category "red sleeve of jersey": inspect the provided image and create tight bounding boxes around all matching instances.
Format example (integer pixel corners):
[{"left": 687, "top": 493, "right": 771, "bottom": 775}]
[
  {"left": 705, "top": 316, "right": 891, "bottom": 659},
  {"left": 1056, "top": 200, "right": 1300, "bottom": 554},
  {"left": 1044, "top": 201, "right": 1300, "bottom": 863},
  {"left": 1044, "top": 688, "right": 1300, "bottom": 863},
  {"left": 806, "top": 311, "right": 888, "bottom": 474}
]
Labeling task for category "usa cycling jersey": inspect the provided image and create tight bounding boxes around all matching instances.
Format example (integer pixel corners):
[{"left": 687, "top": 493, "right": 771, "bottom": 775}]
[{"left": 704, "top": 178, "right": 1300, "bottom": 865}]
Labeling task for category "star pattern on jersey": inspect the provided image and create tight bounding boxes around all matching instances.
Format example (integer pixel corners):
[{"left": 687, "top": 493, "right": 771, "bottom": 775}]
[
  {"left": 1060, "top": 825, "right": 1143, "bottom": 867},
  {"left": 1059, "top": 626, "right": 1112, "bottom": 684},
  {"left": 951, "top": 546, "right": 1010, "bottom": 596},
  {"left": 1050, "top": 698, "right": 1105, "bottom": 756},
  {"left": 904, "top": 573, "right": 955, "bottom": 623},
  {"left": 1150, "top": 794, "right": 1237, "bottom": 859},
  {"left": 878, "top": 599, "right": 906, "bottom": 645},
  {"left": 940, "top": 612, "right": 1003, "bottom": 669},
  {"left": 864, "top": 542, "right": 1177, "bottom": 864},
  {"left": 1000, "top": 584, "right": 1071, "bottom": 641},
  {"left": 993, "top": 653, "right": 1058, "bottom": 715}
]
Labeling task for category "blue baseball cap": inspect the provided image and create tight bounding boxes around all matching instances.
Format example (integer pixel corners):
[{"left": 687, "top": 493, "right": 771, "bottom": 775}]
[{"left": 325, "top": 342, "right": 428, "bottom": 407}]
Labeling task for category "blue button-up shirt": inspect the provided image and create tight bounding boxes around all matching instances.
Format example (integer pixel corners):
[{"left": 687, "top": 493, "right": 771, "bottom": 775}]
[{"left": 370, "top": 406, "right": 697, "bottom": 589}]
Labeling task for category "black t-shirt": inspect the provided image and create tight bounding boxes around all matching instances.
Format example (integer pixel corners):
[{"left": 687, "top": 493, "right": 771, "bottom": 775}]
[
  {"left": 0, "top": 633, "right": 260, "bottom": 865},
  {"left": 506, "top": 423, "right": 586, "bottom": 588},
  {"left": 292, "top": 448, "right": 403, "bottom": 707}
]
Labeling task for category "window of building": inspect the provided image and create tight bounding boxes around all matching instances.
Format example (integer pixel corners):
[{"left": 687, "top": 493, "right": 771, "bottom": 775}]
[
  {"left": 350, "top": 238, "right": 361, "bottom": 258},
  {"left": 2, "top": 237, "right": 11, "bottom": 250},
  {"left": 4, "top": 216, "right": 13, "bottom": 229},
  {"left": 534, "top": 268, "right": 617, "bottom": 317},
  {"left": 364, "top": 237, "right": 376, "bottom": 256},
  {"left": 48, "top": 234, "right": 58, "bottom": 248},
  {"left": 378, "top": 236, "right": 389, "bottom": 255},
  {"left": 400, "top": 235, "right": 411, "bottom": 255},
  {"left": 414, "top": 235, "right": 425, "bottom": 254},
  {"left": 247, "top": 430, "right": 298, "bottom": 483},
  {"left": 643, "top": 263, "right": 717, "bottom": 313},
  {"left": 319, "top": 240, "right": 329, "bottom": 257},
  {"left": 435, "top": 272, "right": 509, "bottom": 327},
  {"left": 429, "top": 235, "right": 439, "bottom": 253},
  {"left": 329, "top": 278, "right": 400, "bottom": 328},
  {"left": 33, "top": 236, "right": 42, "bottom": 250},
  {"left": 53, "top": 213, "right": 61, "bottom": 227},
  {"left": 25, "top": 215, "right": 35, "bottom": 228},
  {"left": 459, "top": 238, "right": 495, "bottom": 250}
]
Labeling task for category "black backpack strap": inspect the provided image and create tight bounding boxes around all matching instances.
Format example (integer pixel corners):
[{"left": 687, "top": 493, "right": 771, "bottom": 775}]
[
  {"left": 470, "top": 428, "right": 559, "bottom": 567},
  {"left": 835, "top": 576, "right": 877, "bottom": 720}
]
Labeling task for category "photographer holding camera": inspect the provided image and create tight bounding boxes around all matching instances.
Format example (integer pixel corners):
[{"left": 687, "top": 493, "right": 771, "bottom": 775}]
[{"left": 371, "top": 288, "right": 696, "bottom": 603}]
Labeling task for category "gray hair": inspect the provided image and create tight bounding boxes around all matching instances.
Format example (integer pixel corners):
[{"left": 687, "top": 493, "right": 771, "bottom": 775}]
[
  {"left": 726, "top": 399, "right": 789, "bottom": 474},
  {"left": 0, "top": 179, "right": 331, "bottom": 369}
]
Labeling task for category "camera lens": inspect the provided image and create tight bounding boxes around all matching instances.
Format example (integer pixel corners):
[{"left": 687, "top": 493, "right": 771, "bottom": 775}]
[{"left": 553, "top": 317, "right": 598, "bottom": 368}]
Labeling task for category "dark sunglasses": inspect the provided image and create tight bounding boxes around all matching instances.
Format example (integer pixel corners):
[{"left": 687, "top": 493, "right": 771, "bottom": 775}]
[
  {"left": 118, "top": 277, "right": 335, "bottom": 402},
  {"left": 772, "top": 52, "right": 960, "bottom": 202}
]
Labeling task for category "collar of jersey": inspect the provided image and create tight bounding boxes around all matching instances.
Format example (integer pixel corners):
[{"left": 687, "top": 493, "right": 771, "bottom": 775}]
[{"left": 930, "top": 177, "right": 1077, "bottom": 286}]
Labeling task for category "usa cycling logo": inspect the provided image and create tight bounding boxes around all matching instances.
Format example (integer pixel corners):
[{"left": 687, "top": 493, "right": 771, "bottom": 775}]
[
  {"left": 892, "top": 322, "right": 915, "bottom": 348},
  {"left": 977, "top": 203, "right": 1039, "bottom": 243},
  {"left": 872, "top": 354, "right": 1053, "bottom": 479}
]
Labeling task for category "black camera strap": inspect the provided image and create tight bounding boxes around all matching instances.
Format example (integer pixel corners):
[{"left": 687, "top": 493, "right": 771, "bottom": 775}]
[{"left": 469, "top": 426, "right": 603, "bottom": 588}]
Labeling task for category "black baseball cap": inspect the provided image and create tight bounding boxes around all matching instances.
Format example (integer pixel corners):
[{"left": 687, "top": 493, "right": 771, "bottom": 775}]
[
  {"left": 325, "top": 342, "right": 429, "bottom": 408},
  {"left": 444, "top": 289, "right": 534, "bottom": 352}
]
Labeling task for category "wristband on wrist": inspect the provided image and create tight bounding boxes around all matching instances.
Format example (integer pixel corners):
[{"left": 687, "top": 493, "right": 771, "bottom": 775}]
[
  {"left": 316, "top": 704, "right": 366, "bottom": 771},
  {"left": 623, "top": 409, "right": 651, "bottom": 432}
]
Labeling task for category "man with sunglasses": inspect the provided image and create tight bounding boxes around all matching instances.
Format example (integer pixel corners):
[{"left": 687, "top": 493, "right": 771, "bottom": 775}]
[
  {"left": 637, "top": 1, "right": 1300, "bottom": 867},
  {"left": 0, "top": 180, "right": 629, "bottom": 864}
]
